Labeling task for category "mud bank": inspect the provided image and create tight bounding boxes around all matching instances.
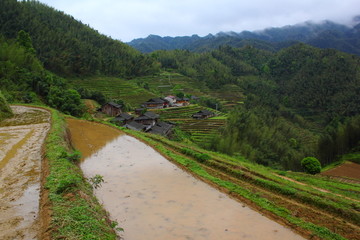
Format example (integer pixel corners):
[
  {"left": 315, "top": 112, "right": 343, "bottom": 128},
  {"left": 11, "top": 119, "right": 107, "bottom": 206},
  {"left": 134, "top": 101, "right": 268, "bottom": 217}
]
[
  {"left": 0, "top": 106, "right": 50, "bottom": 240},
  {"left": 68, "top": 119, "right": 304, "bottom": 240}
]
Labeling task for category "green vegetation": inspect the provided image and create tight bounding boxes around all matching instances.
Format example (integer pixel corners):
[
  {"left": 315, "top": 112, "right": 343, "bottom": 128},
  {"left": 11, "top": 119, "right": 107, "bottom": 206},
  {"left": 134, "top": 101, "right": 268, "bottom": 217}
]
[
  {"left": 0, "top": 90, "right": 13, "bottom": 121},
  {"left": 152, "top": 105, "right": 226, "bottom": 147},
  {"left": 0, "top": 33, "right": 86, "bottom": 116},
  {"left": 70, "top": 76, "right": 157, "bottom": 107},
  {"left": 151, "top": 43, "right": 360, "bottom": 171},
  {"left": 0, "top": 0, "right": 158, "bottom": 77},
  {"left": 181, "top": 147, "right": 211, "bottom": 162},
  {"left": 89, "top": 175, "right": 105, "bottom": 189},
  {"left": 301, "top": 157, "right": 322, "bottom": 174},
  {"left": 1, "top": 1, "right": 360, "bottom": 238},
  {"left": 44, "top": 109, "right": 117, "bottom": 239}
]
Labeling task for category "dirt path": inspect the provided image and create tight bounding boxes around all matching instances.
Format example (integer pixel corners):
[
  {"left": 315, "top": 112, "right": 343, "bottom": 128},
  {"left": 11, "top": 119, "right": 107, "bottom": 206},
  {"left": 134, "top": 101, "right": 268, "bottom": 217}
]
[{"left": 0, "top": 106, "right": 50, "bottom": 240}]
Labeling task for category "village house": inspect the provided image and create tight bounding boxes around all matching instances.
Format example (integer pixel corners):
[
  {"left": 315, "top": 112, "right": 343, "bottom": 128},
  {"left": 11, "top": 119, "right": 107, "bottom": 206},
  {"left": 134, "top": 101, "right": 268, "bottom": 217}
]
[
  {"left": 192, "top": 109, "right": 215, "bottom": 119},
  {"left": 100, "top": 102, "right": 122, "bottom": 117},
  {"left": 124, "top": 121, "right": 147, "bottom": 131},
  {"left": 142, "top": 98, "right": 168, "bottom": 109},
  {"left": 135, "top": 108, "right": 146, "bottom": 115},
  {"left": 134, "top": 111, "right": 160, "bottom": 126},
  {"left": 175, "top": 97, "right": 190, "bottom": 106},
  {"left": 110, "top": 112, "right": 134, "bottom": 126},
  {"left": 147, "top": 121, "right": 174, "bottom": 136},
  {"left": 164, "top": 96, "right": 176, "bottom": 106}
]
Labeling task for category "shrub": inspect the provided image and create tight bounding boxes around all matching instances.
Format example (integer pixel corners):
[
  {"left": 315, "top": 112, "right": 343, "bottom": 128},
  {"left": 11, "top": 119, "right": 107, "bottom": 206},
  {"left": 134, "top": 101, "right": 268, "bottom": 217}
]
[{"left": 301, "top": 157, "right": 321, "bottom": 174}]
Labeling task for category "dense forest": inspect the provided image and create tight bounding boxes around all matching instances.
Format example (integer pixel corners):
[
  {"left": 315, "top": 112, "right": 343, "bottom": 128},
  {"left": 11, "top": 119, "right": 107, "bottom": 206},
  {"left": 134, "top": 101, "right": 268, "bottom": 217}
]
[
  {"left": 152, "top": 44, "right": 360, "bottom": 170},
  {"left": 0, "top": 0, "right": 160, "bottom": 116},
  {"left": 0, "top": 33, "right": 85, "bottom": 116},
  {"left": 129, "top": 20, "right": 360, "bottom": 55},
  {"left": 0, "top": 0, "right": 159, "bottom": 77}
]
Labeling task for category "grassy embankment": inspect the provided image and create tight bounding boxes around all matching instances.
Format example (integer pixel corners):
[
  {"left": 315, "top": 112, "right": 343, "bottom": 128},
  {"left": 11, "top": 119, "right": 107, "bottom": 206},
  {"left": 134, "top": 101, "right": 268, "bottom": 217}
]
[
  {"left": 0, "top": 90, "right": 13, "bottom": 121},
  {"left": 108, "top": 122, "right": 359, "bottom": 240},
  {"left": 43, "top": 109, "right": 118, "bottom": 239}
]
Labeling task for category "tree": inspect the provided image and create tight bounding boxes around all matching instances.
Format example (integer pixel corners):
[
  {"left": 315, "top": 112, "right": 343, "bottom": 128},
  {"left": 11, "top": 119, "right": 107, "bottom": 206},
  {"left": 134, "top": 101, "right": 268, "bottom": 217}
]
[
  {"left": 16, "top": 30, "right": 35, "bottom": 54},
  {"left": 47, "top": 86, "right": 84, "bottom": 116},
  {"left": 301, "top": 157, "right": 321, "bottom": 174}
]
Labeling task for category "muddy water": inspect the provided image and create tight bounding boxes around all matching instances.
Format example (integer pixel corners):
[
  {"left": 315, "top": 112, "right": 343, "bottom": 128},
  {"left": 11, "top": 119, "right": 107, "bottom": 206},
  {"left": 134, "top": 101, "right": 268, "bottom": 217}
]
[
  {"left": 0, "top": 106, "right": 50, "bottom": 240},
  {"left": 68, "top": 119, "right": 304, "bottom": 240}
]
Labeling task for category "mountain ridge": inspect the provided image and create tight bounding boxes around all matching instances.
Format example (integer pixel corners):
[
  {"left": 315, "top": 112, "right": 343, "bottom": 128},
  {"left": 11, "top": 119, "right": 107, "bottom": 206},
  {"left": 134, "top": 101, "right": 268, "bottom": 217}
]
[{"left": 128, "top": 19, "right": 360, "bottom": 55}]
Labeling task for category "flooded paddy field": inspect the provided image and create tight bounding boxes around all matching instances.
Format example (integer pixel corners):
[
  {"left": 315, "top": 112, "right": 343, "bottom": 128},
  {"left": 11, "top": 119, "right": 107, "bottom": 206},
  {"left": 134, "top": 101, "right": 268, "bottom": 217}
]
[
  {"left": 0, "top": 106, "right": 50, "bottom": 240},
  {"left": 68, "top": 119, "right": 304, "bottom": 240}
]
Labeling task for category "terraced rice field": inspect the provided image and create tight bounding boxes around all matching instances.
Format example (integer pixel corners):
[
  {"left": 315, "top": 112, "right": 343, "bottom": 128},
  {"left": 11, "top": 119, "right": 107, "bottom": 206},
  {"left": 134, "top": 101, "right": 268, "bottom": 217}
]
[
  {"left": 130, "top": 72, "right": 209, "bottom": 97},
  {"left": 70, "top": 77, "right": 157, "bottom": 106},
  {"left": 129, "top": 132, "right": 360, "bottom": 240},
  {"left": 153, "top": 105, "right": 226, "bottom": 146}
]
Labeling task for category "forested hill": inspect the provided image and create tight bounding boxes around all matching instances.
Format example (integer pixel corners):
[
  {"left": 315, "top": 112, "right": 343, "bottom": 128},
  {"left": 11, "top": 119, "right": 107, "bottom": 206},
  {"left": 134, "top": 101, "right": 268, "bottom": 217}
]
[
  {"left": 128, "top": 20, "right": 360, "bottom": 54},
  {"left": 152, "top": 44, "right": 360, "bottom": 170},
  {"left": 0, "top": 0, "right": 158, "bottom": 77}
]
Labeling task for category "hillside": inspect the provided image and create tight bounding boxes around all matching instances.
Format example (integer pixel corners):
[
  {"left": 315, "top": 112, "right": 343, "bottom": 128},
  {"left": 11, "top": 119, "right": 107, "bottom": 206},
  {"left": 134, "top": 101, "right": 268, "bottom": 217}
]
[
  {"left": 128, "top": 20, "right": 360, "bottom": 54},
  {"left": 150, "top": 44, "right": 360, "bottom": 171},
  {"left": 0, "top": 0, "right": 158, "bottom": 77}
]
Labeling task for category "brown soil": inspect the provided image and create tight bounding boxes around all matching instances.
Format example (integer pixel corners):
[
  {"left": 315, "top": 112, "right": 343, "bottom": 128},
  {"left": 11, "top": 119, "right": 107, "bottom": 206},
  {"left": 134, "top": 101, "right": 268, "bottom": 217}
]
[
  {"left": 0, "top": 106, "right": 50, "bottom": 240},
  {"left": 322, "top": 162, "right": 360, "bottom": 181},
  {"left": 83, "top": 99, "right": 99, "bottom": 114}
]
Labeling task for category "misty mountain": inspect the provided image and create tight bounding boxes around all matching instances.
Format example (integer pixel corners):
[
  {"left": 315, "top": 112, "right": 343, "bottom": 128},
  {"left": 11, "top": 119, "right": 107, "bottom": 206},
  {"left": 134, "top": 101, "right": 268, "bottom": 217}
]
[{"left": 128, "top": 20, "right": 360, "bottom": 55}]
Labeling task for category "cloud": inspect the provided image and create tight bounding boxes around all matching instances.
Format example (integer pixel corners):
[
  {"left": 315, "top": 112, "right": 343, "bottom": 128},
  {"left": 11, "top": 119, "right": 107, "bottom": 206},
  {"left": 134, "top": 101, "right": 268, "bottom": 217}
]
[{"left": 38, "top": 0, "right": 359, "bottom": 41}]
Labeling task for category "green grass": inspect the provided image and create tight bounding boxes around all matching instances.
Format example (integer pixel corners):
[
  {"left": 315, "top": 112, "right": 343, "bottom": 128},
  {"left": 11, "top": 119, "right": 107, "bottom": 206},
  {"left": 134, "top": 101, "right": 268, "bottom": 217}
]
[{"left": 44, "top": 109, "right": 118, "bottom": 239}]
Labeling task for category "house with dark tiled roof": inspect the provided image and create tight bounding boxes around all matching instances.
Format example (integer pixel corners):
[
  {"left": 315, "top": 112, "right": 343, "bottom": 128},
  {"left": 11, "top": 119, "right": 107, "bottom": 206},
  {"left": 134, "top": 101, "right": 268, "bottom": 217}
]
[
  {"left": 111, "top": 112, "right": 134, "bottom": 126},
  {"left": 147, "top": 121, "right": 174, "bottom": 136},
  {"left": 143, "top": 98, "right": 168, "bottom": 109},
  {"left": 124, "top": 121, "right": 147, "bottom": 131},
  {"left": 134, "top": 111, "right": 160, "bottom": 126},
  {"left": 192, "top": 110, "right": 215, "bottom": 119},
  {"left": 101, "top": 102, "right": 122, "bottom": 117}
]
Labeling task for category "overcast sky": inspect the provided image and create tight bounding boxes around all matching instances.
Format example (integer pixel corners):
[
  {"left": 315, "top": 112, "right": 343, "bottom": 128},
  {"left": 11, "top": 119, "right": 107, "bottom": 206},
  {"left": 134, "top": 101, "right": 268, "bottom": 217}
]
[{"left": 38, "top": 0, "right": 359, "bottom": 42}]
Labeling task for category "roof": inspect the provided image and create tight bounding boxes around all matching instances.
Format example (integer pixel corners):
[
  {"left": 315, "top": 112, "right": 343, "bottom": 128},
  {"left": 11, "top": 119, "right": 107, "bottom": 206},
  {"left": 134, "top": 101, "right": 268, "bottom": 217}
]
[
  {"left": 125, "top": 121, "right": 146, "bottom": 131},
  {"left": 148, "top": 121, "right": 173, "bottom": 136},
  {"left": 193, "top": 110, "right": 214, "bottom": 116},
  {"left": 105, "top": 102, "right": 122, "bottom": 109},
  {"left": 144, "top": 111, "right": 160, "bottom": 119},
  {"left": 144, "top": 98, "right": 166, "bottom": 104},
  {"left": 135, "top": 111, "right": 160, "bottom": 121},
  {"left": 175, "top": 97, "right": 190, "bottom": 101},
  {"left": 112, "top": 112, "right": 133, "bottom": 121}
]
